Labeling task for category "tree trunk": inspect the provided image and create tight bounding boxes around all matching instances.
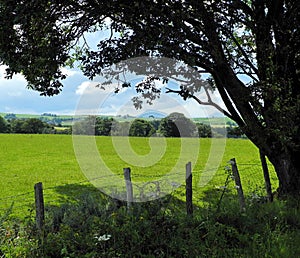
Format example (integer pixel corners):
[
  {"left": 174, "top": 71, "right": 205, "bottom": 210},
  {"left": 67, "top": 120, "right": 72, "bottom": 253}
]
[{"left": 267, "top": 149, "right": 300, "bottom": 197}]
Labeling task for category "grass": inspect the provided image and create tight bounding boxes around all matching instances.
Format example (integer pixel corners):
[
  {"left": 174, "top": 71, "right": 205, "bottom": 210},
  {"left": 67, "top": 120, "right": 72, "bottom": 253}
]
[
  {"left": 1, "top": 134, "right": 299, "bottom": 257},
  {"left": 0, "top": 134, "right": 277, "bottom": 215},
  {"left": 1, "top": 190, "right": 300, "bottom": 257}
]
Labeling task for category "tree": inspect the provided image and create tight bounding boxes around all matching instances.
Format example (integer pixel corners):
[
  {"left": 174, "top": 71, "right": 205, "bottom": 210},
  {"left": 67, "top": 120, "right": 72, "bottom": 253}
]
[
  {"left": 197, "top": 123, "right": 212, "bottom": 138},
  {"left": 111, "top": 121, "right": 131, "bottom": 136},
  {"left": 0, "top": 116, "right": 9, "bottom": 133},
  {"left": 4, "top": 113, "right": 16, "bottom": 120},
  {"left": 227, "top": 126, "right": 245, "bottom": 139},
  {"left": 73, "top": 116, "right": 115, "bottom": 135},
  {"left": 1, "top": 1, "right": 300, "bottom": 196},
  {"left": 150, "top": 120, "right": 161, "bottom": 131},
  {"left": 72, "top": 116, "right": 96, "bottom": 135},
  {"left": 10, "top": 119, "right": 25, "bottom": 134},
  {"left": 159, "top": 113, "right": 197, "bottom": 137},
  {"left": 129, "top": 119, "right": 155, "bottom": 137},
  {"left": 10, "top": 118, "right": 51, "bottom": 134},
  {"left": 95, "top": 117, "right": 115, "bottom": 136}
]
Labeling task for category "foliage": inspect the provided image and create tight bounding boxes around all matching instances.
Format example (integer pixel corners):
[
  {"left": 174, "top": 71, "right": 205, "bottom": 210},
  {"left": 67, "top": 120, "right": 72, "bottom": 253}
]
[
  {"left": 227, "top": 126, "right": 246, "bottom": 139},
  {"left": 10, "top": 118, "right": 53, "bottom": 134},
  {"left": 150, "top": 119, "right": 161, "bottom": 131},
  {"left": 1, "top": 190, "right": 300, "bottom": 257},
  {"left": 196, "top": 123, "right": 212, "bottom": 138},
  {"left": 159, "top": 112, "right": 197, "bottom": 137},
  {"left": 4, "top": 113, "right": 17, "bottom": 120},
  {"left": 111, "top": 121, "right": 131, "bottom": 136},
  {"left": 0, "top": 116, "right": 9, "bottom": 133},
  {"left": 129, "top": 118, "right": 155, "bottom": 137},
  {"left": 72, "top": 116, "right": 116, "bottom": 136},
  {"left": 72, "top": 116, "right": 97, "bottom": 135},
  {"left": 95, "top": 117, "right": 115, "bottom": 136}
]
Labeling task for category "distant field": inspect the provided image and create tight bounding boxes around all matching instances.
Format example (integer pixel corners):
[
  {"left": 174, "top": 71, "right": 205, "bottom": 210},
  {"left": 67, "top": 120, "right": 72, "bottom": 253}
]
[
  {"left": 0, "top": 112, "right": 233, "bottom": 125},
  {"left": 0, "top": 134, "right": 278, "bottom": 215}
]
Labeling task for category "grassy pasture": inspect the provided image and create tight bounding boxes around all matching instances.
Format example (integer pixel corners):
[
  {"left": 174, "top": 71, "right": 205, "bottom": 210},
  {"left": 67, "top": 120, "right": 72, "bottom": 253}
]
[{"left": 0, "top": 134, "right": 278, "bottom": 215}]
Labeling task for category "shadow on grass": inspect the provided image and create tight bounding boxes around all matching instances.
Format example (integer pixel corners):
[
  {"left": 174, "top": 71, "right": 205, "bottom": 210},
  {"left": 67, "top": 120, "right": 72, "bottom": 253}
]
[{"left": 53, "top": 183, "right": 103, "bottom": 201}]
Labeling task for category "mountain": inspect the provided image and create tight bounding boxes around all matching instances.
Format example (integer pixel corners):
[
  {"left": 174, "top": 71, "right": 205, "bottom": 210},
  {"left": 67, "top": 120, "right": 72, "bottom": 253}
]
[{"left": 137, "top": 110, "right": 167, "bottom": 119}]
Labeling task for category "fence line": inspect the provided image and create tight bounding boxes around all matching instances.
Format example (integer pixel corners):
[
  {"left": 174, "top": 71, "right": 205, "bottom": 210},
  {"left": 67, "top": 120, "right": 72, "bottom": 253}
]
[{"left": 0, "top": 159, "right": 277, "bottom": 217}]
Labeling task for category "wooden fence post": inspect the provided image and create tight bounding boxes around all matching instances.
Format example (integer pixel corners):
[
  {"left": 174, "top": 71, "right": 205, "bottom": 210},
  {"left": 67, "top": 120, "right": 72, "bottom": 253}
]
[
  {"left": 186, "top": 162, "right": 193, "bottom": 216},
  {"left": 259, "top": 150, "right": 273, "bottom": 202},
  {"left": 34, "top": 182, "right": 45, "bottom": 231},
  {"left": 230, "top": 158, "right": 246, "bottom": 211},
  {"left": 123, "top": 167, "right": 133, "bottom": 211}
]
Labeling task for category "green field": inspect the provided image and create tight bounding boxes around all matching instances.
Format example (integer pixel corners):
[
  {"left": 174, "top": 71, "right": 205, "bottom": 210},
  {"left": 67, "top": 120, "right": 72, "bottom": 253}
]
[
  {"left": 4, "top": 134, "right": 300, "bottom": 258},
  {"left": 0, "top": 134, "right": 277, "bottom": 215},
  {"left": 0, "top": 112, "right": 233, "bottom": 125}
]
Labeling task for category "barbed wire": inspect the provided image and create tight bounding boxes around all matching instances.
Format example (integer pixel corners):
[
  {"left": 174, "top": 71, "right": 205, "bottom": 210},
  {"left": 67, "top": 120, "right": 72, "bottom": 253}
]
[{"left": 0, "top": 160, "right": 278, "bottom": 215}]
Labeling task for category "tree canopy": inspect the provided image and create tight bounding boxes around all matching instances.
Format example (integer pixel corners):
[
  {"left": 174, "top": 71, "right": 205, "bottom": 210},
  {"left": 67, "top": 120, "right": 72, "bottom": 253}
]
[
  {"left": 129, "top": 119, "right": 155, "bottom": 137},
  {"left": 0, "top": 116, "right": 8, "bottom": 133},
  {"left": 72, "top": 116, "right": 115, "bottom": 135},
  {"left": 1, "top": 1, "right": 300, "bottom": 196},
  {"left": 159, "top": 112, "right": 197, "bottom": 137}
]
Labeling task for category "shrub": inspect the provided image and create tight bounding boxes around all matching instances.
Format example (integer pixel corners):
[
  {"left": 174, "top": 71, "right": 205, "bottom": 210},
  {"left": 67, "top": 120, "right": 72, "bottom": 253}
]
[{"left": 1, "top": 191, "right": 300, "bottom": 257}]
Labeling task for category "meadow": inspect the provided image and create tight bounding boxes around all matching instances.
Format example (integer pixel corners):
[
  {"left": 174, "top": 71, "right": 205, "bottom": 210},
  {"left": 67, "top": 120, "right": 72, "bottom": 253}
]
[
  {"left": 0, "top": 134, "right": 277, "bottom": 215},
  {"left": 2, "top": 134, "right": 300, "bottom": 258}
]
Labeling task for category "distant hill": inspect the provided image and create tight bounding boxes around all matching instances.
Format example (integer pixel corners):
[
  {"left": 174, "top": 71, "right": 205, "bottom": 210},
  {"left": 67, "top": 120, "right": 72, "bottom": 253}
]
[
  {"left": 137, "top": 110, "right": 167, "bottom": 119},
  {"left": 0, "top": 112, "right": 235, "bottom": 126}
]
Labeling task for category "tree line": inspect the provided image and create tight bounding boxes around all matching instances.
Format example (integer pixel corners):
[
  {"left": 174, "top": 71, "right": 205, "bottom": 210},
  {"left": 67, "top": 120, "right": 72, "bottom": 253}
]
[{"left": 0, "top": 112, "right": 244, "bottom": 138}]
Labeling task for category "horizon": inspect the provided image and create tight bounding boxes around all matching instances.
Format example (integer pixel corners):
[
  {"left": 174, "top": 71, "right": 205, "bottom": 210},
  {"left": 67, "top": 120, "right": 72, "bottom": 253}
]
[{"left": 0, "top": 110, "right": 226, "bottom": 120}]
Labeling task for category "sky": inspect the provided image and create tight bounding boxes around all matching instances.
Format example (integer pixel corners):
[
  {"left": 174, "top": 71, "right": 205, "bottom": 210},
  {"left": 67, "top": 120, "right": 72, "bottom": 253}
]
[
  {"left": 0, "top": 63, "right": 227, "bottom": 118},
  {"left": 0, "top": 31, "right": 226, "bottom": 119}
]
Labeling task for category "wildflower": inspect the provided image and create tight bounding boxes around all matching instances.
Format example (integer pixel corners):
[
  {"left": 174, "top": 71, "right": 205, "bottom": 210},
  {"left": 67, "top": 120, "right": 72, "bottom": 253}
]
[
  {"left": 216, "top": 185, "right": 227, "bottom": 189},
  {"left": 94, "top": 234, "right": 111, "bottom": 242}
]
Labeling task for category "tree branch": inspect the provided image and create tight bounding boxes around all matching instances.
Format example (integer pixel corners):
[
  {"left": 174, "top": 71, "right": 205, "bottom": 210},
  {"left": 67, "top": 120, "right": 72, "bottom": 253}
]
[
  {"left": 165, "top": 87, "right": 235, "bottom": 120},
  {"left": 224, "top": 29, "right": 259, "bottom": 75}
]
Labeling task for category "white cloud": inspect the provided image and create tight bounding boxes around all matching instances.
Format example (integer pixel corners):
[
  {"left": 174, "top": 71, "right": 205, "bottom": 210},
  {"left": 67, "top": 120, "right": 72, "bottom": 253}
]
[
  {"left": 61, "top": 67, "right": 79, "bottom": 77},
  {"left": 0, "top": 65, "right": 26, "bottom": 83},
  {"left": 75, "top": 80, "right": 124, "bottom": 96},
  {"left": 75, "top": 81, "right": 100, "bottom": 95}
]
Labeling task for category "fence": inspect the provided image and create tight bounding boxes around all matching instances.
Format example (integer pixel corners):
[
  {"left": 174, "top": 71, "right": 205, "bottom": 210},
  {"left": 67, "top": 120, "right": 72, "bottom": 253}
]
[{"left": 0, "top": 158, "right": 277, "bottom": 227}]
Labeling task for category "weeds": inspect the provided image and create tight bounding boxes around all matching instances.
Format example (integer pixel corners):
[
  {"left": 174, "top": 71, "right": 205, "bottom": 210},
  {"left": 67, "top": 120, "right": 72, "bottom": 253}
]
[{"left": 1, "top": 190, "right": 300, "bottom": 257}]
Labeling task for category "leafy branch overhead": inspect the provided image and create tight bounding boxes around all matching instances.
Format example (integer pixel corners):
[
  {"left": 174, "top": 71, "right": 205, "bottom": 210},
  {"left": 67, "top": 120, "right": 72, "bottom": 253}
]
[{"left": 94, "top": 57, "right": 220, "bottom": 112}]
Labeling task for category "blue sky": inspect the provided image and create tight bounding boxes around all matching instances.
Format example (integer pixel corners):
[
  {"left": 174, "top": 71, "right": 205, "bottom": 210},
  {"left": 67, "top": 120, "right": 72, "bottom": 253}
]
[
  {"left": 0, "top": 30, "right": 226, "bottom": 118},
  {"left": 0, "top": 65, "right": 83, "bottom": 115},
  {"left": 0, "top": 63, "right": 226, "bottom": 118}
]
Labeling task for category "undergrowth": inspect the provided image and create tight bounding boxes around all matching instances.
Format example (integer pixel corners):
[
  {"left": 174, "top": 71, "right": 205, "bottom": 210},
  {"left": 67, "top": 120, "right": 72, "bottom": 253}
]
[{"left": 1, "top": 189, "right": 300, "bottom": 258}]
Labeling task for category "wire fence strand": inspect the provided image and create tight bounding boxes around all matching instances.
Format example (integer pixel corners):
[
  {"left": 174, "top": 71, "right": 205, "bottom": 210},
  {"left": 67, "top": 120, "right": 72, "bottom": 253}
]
[{"left": 0, "top": 160, "right": 278, "bottom": 217}]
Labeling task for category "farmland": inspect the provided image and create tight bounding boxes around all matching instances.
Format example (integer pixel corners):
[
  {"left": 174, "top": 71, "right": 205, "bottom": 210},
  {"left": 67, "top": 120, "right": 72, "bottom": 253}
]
[
  {"left": 0, "top": 134, "right": 277, "bottom": 213},
  {"left": 2, "top": 134, "right": 300, "bottom": 257}
]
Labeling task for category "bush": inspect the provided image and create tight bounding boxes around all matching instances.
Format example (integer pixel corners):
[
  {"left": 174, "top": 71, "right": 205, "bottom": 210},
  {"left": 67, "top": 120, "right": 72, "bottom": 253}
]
[
  {"left": 1, "top": 192, "right": 300, "bottom": 257},
  {"left": 159, "top": 113, "right": 197, "bottom": 137},
  {"left": 0, "top": 116, "right": 9, "bottom": 133},
  {"left": 129, "top": 119, "right": 155, "bottom": 137}
]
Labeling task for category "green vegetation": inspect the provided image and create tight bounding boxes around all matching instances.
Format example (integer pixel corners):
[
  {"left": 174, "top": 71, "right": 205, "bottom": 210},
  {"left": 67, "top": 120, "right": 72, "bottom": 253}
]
[
  {"left": 0, "top": 134, "right": 276, "bottom": 210},
  {"left": 0, "top": 116, "right": 9, "bottom": 133},
  {"left": 129, "top": 119, "right": 155, "bottom": 137},
  {"left": 2, "top": 134, "right": 298, "bottom": 257},
  {"left": 1, "top": 190, "right": 300, "bottom": 257},
  {"left": 1, "top": 113, "right": 246, "bottom": 138},
  {"left": 159, "top": 112, "right": 198, "bottom": 137}
]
